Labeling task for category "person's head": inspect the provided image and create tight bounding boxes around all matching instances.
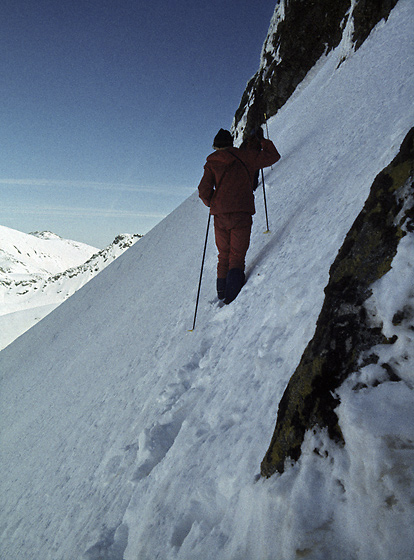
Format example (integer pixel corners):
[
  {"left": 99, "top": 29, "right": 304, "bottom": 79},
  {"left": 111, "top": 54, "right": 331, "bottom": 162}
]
[{"left": 213, "top": 129, "right": 233, "bottom": 150}]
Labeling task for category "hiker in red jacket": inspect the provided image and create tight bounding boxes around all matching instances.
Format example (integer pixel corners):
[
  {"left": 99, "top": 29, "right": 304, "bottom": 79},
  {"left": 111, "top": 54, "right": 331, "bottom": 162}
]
[{"left": 198, "top": 127, "right": 280, "bottom": 303}]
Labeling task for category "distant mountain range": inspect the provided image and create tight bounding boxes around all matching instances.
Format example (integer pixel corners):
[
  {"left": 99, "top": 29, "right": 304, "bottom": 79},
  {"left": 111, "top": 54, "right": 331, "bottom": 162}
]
[{"left": 0, "top": 225, "right": 141, "bottom": 349}]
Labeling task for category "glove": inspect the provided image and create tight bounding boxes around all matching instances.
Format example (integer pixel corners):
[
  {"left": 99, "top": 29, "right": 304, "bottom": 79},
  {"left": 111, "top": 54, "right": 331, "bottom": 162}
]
[{"left": 254, "top": 127, "right": 264, "bottom": 140}]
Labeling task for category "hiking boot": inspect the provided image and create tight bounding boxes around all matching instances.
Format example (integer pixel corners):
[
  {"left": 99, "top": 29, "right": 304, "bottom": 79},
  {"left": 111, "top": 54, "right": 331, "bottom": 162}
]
[
  {"left": 224, "top": 269, "right": 245, "bottom": 304},
  {"left": 217, "top": 278, "right": 226, "bottom": 300}
]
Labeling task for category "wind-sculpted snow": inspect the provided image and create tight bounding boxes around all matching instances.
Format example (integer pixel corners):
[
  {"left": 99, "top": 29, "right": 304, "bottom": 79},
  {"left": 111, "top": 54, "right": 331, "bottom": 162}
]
[{"left": 0, "top": 2, "right": 413, "bottom": 559}]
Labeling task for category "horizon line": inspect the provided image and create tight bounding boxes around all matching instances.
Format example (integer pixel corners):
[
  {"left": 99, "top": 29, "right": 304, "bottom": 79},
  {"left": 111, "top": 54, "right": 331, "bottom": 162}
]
[
  {"left": 0, "top": 178, "right": 195, "bottom": 196},
  {"left": 1, "top": 204, "right": 167, "bottom": 220}
]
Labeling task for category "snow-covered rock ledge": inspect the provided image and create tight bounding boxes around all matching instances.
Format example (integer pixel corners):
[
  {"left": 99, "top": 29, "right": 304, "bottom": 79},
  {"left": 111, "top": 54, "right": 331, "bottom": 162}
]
[
  {"left": 262, "top": 127, "right": 414, "bottom": 477},
  {"left": 233, "top": 0, "right": 399, "bottom": 141}
]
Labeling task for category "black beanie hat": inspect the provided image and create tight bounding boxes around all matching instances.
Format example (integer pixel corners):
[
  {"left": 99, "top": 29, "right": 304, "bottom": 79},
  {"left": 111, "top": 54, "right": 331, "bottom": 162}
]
[{"left": 213, "top": 129, "right": 233, "bottom": 148}]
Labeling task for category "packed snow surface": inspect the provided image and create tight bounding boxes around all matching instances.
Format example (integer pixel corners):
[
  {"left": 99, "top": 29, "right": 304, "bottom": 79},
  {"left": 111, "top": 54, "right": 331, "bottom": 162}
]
[{"left": 1, "top": 2, "right": 413, "bottom": 559}]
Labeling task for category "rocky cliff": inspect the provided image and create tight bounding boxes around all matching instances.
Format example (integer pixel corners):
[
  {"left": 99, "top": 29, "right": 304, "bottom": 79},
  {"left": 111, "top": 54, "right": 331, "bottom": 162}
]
[
  {"left": 261, "top": 126, "right": 414, "bottom": 477},
  {"left": 233, "top": 0, "right": 398, "bottom": 141}
]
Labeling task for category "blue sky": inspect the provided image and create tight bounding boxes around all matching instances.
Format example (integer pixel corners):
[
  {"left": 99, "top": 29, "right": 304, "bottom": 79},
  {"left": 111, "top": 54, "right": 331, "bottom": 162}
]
[{"left": 1, "top": 0, "right": 275, "bottom": 248}]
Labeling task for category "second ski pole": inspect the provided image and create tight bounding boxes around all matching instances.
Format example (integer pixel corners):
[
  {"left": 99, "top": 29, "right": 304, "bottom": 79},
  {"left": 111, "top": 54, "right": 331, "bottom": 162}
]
[
  {"left": 261, "top": 168, "right": 270, "bottom": 233},
  {"left": 189, "top": 213, "right": 211, "bottom": 331}
]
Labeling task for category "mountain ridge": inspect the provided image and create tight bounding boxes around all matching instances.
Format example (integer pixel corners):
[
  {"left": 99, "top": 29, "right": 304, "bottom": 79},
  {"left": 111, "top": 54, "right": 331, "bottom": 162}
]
[
  {"left": 0, "top": 225, "right": 98, "bottom": 277},
  {"left": 0, "top": 226, "right": 141, "bottom": 349}
]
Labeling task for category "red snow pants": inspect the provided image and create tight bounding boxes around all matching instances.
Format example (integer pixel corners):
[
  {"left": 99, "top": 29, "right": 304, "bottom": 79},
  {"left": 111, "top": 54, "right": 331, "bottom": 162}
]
[{"left": 213, "top": 212, "right": 253, "bottom": 278}]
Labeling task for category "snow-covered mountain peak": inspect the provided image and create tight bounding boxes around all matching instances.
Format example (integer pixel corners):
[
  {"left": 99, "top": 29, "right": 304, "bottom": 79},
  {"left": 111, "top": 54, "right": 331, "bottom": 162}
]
[
  {"left": 0, "top": 227, "right": 142, "bottom": 350},
  {"left": 29, "top": 230, "right": 63, "bottom": 240},
  {"left": 0, "top": 224, "right": 98, "bottom": 278}
]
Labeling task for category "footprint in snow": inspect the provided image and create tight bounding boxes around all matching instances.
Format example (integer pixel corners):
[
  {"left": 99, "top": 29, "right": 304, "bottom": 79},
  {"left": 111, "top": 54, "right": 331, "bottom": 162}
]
[{"left": 131, "top": 413, "right": 185, "bottom": 481}]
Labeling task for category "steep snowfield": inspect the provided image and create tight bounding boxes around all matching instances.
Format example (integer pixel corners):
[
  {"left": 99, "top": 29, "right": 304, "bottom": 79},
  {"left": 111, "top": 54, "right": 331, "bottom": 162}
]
[
  {"left": 1, "top": 2, "right": 413, "bottom": 559},
  {"left": 0, "top": 228, "right": 141, "bottom": 350}
]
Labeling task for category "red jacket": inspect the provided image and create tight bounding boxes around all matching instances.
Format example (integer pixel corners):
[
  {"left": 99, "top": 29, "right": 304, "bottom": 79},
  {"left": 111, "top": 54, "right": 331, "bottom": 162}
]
[{"left": 198, "top": 139, "right": 280, "bottom": 215}]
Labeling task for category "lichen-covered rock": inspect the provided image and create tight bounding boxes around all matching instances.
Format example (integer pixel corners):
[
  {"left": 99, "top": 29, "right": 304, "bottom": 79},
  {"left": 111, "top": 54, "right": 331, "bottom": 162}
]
[
  {"left": 233, "top": 0, "right": 398, "bottom": 140},
  {"left": 261, "top": 127, "right": 414, "bottom": 477}
]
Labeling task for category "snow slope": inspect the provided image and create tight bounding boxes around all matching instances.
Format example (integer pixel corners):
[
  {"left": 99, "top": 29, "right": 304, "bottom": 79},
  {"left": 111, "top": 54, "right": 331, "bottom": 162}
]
[
  {"left": 1, "top": 2, "right": 413, "bottom": 559},
  {"left": 0, "top": 227, "right": 141, "bottom": 350}
]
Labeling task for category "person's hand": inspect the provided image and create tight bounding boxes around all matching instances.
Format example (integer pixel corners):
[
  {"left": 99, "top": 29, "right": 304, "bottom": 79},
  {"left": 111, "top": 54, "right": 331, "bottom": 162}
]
[{"left": 255, "top": 127, "right": 264, "bottom": 140}]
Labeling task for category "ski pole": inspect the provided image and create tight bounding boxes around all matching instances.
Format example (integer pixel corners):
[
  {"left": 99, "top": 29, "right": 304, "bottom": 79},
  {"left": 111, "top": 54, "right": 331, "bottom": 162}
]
[
  {"left": 262, "top": 112, "right": 271, "bottom": 232},
  {"left": 264, "top": 112, "right": 273, "bottom": 170},
  {"left": 264, "top": 113, "right": 270, "bottom": 140},
  {"left": 189, "top": 213, "right": 211, "bottom": 331},
  {"left": 261, "top": 168, "right": 270, "bottom": 233}
]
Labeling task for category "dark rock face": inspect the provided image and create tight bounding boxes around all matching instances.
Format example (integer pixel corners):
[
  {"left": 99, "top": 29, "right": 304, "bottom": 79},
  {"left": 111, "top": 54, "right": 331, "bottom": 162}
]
[
  {"left": 234, "top": 0, "right": 399, "bottom": 138},
  {"left": 261, "top": 127, "right": 414, "bottom": 478},
  {"left": 352, "top": 0, "right": 399, "bottom": 50}
]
